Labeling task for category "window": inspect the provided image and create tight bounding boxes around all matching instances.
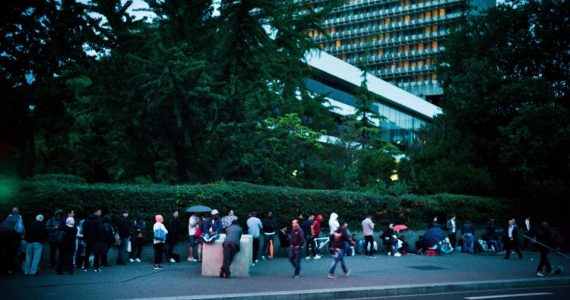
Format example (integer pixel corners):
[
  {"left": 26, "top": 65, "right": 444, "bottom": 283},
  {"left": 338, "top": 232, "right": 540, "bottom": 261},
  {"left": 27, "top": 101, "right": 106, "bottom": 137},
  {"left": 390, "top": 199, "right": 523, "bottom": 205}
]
[
  {"left": 439, "top": 8, "right": 445, "bottom": 16},
  {"left": 336, "top": 40, "right": 341, "bottom": 48},
  {"left": 378, "top": 48, "right": 384, "bottom": 55},
  {"left": 404, "top": 45, "right": 410, "bottom": 52},
  {"left": 425, "top": 11, "right": 431, "bottom": 19},
  {"left": 425, "top": 26, "right": 431, "bottom": 34},
  {"left": 431, "top": 40, "right": 438, "bottom": 49},
  {"left": 418, "top": 43, "right": 424, "bottom": 51},
  {"left": 405, "top": 15, "right": 410, "bottom": 22},
  {"left": 432, "top": 73, "right": 437, "bottom": 80},
  {"left": 418, "top": 60, "right": 424, "bottom": 67},
  {"left": 404, "top": 61, "right": 409, "bottom": 68},
  {"left": 432, "top": 25, "right": 438, "bottom": 32}
]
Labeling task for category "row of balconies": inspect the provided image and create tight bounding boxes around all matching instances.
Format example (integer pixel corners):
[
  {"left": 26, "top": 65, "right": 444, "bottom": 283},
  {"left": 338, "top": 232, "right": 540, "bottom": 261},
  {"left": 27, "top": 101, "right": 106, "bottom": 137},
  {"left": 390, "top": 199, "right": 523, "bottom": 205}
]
[
  {"left": 324, "top": 0, "right": 465, "bottom": 26},
  {"left": 314, "top": 12, "right": 463, "bottom": 42},
  {"left": 397, "top": 79, "right": 440, "bottom": 87},
  {"left": 369, "top": 65, "right": 437, "bottom": 77},
  {"left": 325, "top": 41, "right": 442, "bottom": 58},
  {"left": 322, "top": 31, "right": 446, "bottom": 53}
]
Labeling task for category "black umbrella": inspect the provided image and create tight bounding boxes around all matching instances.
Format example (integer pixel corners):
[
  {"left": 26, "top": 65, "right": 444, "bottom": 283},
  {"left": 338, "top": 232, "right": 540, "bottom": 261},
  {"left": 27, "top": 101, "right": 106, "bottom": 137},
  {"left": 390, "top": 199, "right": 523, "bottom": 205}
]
[
  {"left": 422, "top": 227, "right": 446, "bottom": 248},
  {"left": 185, "top": 205, "right": 212, "bottom": 213}
]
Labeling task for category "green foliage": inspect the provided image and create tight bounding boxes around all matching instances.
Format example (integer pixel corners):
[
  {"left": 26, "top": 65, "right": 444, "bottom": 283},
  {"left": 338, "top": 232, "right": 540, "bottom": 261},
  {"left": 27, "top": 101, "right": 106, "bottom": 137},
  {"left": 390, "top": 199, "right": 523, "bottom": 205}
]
[
  {"left": 15, "top": 178, "right": 540, "bottom": 228},
  {"left": 409, "top": 0, "right": 570, "bottom": 199}
]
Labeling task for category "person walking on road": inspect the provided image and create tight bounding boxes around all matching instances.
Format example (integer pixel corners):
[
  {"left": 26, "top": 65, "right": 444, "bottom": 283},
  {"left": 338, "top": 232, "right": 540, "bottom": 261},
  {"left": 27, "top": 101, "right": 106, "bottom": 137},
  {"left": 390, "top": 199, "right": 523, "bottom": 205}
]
[
  {"left": 288, "top": 219, "right": 305, "bottom": 278},
  {"left": 246, "top": 211, "right": 263, "bottom": 265},
  {"left": 220, "top": 217, "right": 242, "bottom": 278},
  {"left": 311, "top": 215, "right": 323, "bottom": 259},
  {"left": 328, "top": 221, "right": 354, "bottom": 279},
  {"left": 46, "top": 209, "right": 64, "bottom": 268},
  {"left": 362, "top": 216, "right": 376, "bottom": 257},
  {"left": 130, "top": 215, "right": 146, "bottom": 262},
  {"left": 303, "top": 214, "right": 315, "bottom": 260},
  {"left": 82, "top": 208, "right": 104, "bottom": 272},
  {"left": 153, "top": 215, "right": 168, "bottom": 270},
  {"left": 187, "top": 213, "right": 199, "bottom": 262},
  {"left": 504, "top": 219, "right": 522, "bottom": 260},
  {"left": 535, "top": 221, "right": 554, "bottom": 277}
]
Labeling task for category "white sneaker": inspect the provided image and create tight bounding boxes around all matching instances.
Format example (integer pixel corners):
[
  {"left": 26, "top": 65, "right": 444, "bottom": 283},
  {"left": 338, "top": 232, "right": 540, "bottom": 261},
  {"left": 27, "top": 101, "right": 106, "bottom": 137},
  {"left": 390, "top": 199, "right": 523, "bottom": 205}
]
[
  {"left": 129, "top": 258, "right": 134, "bottom": 263},
  {"left": 394, "top": 252, "right": 402, "bottom": 257},
  {"left": 314, "top": 255, "right": 321, "bottom": 260},
  {"left": 135, "top": 258, "right": 141, "bottom": 262},
  {"left": 305, "top": 256, "right": 311, "bottom": 260},
  {"left": 169, "top": 258, "right": 176, "bottom": 263},
  {"left": 536, "top": 272, "right": 544, "bottom": 277},
  {"left": 187, "top": 257, "right": 193, "bottom": 262}
]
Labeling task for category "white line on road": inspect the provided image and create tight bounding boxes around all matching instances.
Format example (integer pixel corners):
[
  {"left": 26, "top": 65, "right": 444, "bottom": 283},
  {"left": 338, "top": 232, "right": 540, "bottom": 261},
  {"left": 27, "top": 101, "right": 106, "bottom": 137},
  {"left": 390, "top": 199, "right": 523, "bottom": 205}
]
[{"left": 465, "top": 292, "right": 553, "bottom": 299}]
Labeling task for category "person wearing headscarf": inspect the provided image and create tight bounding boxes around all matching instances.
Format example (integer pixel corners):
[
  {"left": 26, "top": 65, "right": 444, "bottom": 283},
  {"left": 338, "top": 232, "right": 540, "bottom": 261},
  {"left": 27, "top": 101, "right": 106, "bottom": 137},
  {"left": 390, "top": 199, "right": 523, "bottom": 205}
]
[
  {"left": 57, "top": 217, "right": 78, "bottom": 275},
  {"left": 153, "top": 215, "right": 168, "bottom": 270}
]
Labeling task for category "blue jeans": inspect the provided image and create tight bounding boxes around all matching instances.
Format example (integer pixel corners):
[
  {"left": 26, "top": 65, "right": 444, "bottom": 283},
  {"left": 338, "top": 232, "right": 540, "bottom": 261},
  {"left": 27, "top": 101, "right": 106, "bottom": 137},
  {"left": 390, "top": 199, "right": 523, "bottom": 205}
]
[
  {"left": 288, "top": 247, "right": 302, "bottom": 275},
  {"left": 24, "top": 242, "right": 43, "bottom": 275},
  {"left": 463, "top": 233, "right": 474, "bottom": 253},
  {"left": 328, "top": 248, "right": 348, "bottom": 275},
  {"left": 117, "top": 237, "right": 129, "bottom": 264}
]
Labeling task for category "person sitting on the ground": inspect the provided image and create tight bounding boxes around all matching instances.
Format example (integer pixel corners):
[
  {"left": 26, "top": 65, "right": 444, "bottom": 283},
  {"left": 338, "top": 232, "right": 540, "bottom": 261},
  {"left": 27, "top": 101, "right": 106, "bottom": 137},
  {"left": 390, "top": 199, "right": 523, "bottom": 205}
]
[
  {"left": 415, "top": 236, "right": 425, "bottom": 255},
  {"left": 461, "top": 220, "right": 475, "bottom": 253}
]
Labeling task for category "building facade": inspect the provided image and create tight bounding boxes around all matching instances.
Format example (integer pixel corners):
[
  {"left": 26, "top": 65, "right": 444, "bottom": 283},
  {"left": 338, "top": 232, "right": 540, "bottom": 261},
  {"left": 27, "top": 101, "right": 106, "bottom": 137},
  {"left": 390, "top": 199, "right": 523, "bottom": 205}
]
[
  {"left": 309, "top": 0, "right": 495, "bottom": 102},
  {"left": 304, "top": 50, "right": 441, "bottom": 149}
]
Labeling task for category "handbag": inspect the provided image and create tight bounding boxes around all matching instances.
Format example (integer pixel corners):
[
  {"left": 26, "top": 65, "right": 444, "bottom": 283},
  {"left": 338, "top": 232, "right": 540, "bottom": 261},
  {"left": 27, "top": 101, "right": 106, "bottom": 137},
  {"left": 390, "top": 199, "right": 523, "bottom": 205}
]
[{"left": 154, "top": 228, "right": 166, "bottom": 241}]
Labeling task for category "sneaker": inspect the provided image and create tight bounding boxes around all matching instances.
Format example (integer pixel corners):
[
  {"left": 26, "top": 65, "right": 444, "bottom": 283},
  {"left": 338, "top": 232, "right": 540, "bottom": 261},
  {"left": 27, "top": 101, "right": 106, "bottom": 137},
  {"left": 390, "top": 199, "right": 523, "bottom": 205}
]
[
  {"left": 305, "top": 256, "right": 311, "bottom": 260},
  {"left": 369, "top": 255, "right": 377, "bottom": 258},
  {"left": 261, "top": 256, "right": 266, "bottom": 261},
  {"left": 344, "top": 269, "right": 351, "bottom": 277},
  {"left": 292, "top": 274, "right": 300, "bottom": 278},
  {"left": 153, "top": 265, "right": 163, "bottom": 270},
  {"left": 135, "top": 258, "right": 141, "bottom": 263},
  {"left": 188, "top": 257, "right": 193, "bottom": 262},
  {"left": 327, "top": 273, "right": 335, "bottom": 279},
  {"left": 251, "top": 263, "right": 256, "bottom": 267},
  {"left": 536, "top": 272, "right": 544, "bottom": 277},
  {"left": 394, "top": 252, "right": 402, "bottom": 257},
  {"left": 255, "top": 259, "right": 259, "bottom": 263},
  {"left": 314, "top": 255, "right": 321, "bottom": 260},
  {"left": 170, "top": 258, "right": 176, "bottom": 263},
  {"left": 129, "top": 258, "right": 135, "bottom": 263}
]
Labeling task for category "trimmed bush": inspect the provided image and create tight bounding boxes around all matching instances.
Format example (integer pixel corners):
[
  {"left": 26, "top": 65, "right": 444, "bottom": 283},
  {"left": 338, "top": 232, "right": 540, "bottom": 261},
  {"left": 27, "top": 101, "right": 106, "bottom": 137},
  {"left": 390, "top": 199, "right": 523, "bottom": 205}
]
[{"left": 14, "top": 178, "right": 535, "bottom": 230}]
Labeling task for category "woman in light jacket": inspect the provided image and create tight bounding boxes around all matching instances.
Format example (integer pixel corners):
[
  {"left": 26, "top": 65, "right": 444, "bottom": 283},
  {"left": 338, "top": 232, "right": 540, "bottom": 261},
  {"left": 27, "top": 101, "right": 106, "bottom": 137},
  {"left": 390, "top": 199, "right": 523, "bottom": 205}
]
[{"left": 153, "top": 215, "right": 168, "bottom": 270}]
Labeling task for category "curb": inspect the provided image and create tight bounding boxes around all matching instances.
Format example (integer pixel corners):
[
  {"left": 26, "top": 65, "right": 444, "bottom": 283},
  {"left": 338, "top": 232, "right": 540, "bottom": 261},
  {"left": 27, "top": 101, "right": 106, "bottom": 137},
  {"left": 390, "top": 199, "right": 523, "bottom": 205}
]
[{"left": 128, "top": 277, "right": 570, "bottom": 300}]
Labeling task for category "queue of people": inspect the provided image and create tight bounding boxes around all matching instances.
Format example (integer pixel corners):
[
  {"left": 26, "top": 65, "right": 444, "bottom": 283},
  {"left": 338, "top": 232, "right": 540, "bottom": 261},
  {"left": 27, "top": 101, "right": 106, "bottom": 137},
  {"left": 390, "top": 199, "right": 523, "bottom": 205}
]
[{"left": 0, "top": 206, "right": 564, "bottom": 280}]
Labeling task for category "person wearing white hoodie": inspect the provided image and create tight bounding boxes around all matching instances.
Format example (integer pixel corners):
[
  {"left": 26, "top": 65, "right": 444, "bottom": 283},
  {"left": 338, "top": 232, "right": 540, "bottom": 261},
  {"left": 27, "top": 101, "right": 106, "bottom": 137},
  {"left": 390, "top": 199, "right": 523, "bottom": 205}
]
[{"left": 328, "top": 213, "right": 339, "bottom": 246}]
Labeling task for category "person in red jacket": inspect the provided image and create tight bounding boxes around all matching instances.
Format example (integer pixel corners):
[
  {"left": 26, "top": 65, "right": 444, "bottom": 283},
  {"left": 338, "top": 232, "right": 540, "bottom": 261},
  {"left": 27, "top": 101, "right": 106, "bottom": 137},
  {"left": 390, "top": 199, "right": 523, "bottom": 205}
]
[
  {"left": 328, "top": 221, "right": 354, "bottom": 279},
  {"left": 311, "top": 215, "right": 323, "bottom": 259}
]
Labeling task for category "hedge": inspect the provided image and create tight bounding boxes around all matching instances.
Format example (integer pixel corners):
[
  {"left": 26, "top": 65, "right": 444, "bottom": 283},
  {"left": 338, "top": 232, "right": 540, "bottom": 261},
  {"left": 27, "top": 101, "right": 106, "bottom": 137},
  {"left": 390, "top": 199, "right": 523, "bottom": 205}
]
[{"left": 12, "top": 176, "right": 540, "bottom": 230}]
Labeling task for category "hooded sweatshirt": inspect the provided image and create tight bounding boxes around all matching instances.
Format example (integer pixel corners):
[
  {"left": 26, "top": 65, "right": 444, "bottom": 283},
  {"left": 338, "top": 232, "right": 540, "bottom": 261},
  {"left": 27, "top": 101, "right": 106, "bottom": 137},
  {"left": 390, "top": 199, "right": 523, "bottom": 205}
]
[
  {"left": 329, "top": 213, "right": 339, "bottom": 235},
  {"left": 46, "top": 209, "right": 64, "bottom": 242},
  {"left": 312, "top": 215, "right": 323, "bottom": 237}
]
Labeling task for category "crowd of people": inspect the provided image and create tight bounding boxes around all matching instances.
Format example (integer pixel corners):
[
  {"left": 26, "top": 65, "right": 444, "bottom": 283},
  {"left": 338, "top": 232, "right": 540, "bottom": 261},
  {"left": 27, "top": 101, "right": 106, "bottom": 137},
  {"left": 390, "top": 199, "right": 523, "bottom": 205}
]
[{"left": 0, "top": 206, "right": 563, "bottom": 279}]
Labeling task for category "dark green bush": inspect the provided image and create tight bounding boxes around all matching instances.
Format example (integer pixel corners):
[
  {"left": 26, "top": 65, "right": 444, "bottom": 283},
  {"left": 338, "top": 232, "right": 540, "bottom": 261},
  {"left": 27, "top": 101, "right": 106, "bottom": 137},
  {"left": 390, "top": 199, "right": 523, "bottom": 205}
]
[{"left": 14, "top": 179, "right": 531, "bottom": 229}]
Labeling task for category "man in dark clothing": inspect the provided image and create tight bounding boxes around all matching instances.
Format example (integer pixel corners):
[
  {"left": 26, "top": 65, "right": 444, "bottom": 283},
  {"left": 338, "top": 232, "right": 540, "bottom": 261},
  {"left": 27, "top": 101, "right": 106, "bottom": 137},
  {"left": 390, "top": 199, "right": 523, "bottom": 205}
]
[
  {"left": 23, "top": 214, "right": 48, "bottom": 275},
  {"left": 166, "top": 210, "right": 181, "bottom": 263},
  {"left": 328, "top": 221, "right": 355, "bottom": 279},
  {"left": 504, "top": 218, "right": 522, "bottom": 259},
  {"left": 535, "top": 221, "right": 554, "bottom": 277},
  {"left": 116, "top": 209, "right": 132, "bottom": 265},
  {"left": 288, "top": 219, "right": 305, "bottom": 278},
  {"left": 1, "top": 207, "right": 24, "bottom": 274},
  {"left": 261, "top": 212, "right": 277, "bottom": 260},
  {"left": 82, "top": 208, "right": 104, "bottom": 272},
  {"left": 380, "top": 224, "right": 395, "bottom": 255},
  {"left": 46, "top": 209, "right": 64, "bottom": 268},
  {"left": 302, "top": 214, "right": 315, "bottom": 260},
  {"left": 57, "top": 217, "right": 78, "bottom": 275},
  {"left": 220, "top": 218, "right": 242, "bottom": 278}
]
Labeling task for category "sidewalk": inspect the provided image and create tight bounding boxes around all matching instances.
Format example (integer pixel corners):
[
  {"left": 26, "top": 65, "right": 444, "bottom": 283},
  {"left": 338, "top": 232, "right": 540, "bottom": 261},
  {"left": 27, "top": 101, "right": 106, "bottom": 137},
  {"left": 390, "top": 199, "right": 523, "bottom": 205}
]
[{"left": 1, "top": 246, "right": 569, "bottom": 300}]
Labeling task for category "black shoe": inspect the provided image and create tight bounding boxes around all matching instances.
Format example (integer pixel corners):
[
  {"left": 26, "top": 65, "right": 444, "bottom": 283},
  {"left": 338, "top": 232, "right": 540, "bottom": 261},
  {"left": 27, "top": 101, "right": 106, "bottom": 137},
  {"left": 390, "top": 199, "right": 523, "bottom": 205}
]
[{"left": 219, "top": 270, "right": 224, "bottom": 278}]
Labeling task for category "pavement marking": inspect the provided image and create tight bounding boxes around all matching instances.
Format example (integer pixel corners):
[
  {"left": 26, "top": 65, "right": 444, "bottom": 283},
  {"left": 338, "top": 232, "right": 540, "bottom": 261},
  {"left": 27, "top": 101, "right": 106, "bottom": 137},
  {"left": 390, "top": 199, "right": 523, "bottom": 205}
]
[{"left": 464, "top": 292, "right": 553, "bottom": 299}]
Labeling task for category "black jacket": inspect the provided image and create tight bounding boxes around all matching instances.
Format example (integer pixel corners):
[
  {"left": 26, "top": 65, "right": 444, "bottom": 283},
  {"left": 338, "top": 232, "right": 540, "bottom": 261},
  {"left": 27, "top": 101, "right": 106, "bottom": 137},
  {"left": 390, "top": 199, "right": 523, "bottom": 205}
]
[
  {"left": 61, "top": 226, "right": 78, "bottom": 253},
  {"left": 262, "top": 216, "right": 276, "bottom": 234},
  {"left": 117, "top": 217, "right": 132, "bottom": 239},
  {"left": 301, "top": 219, "right": 313, "bottom": 238},
  {"left": 535, "top": 226, "right": 554, "bottom": 254},
  {"left": 83, "top": 214, "right": 104, "bottom": 244},
  {"left": 25, "top": 221, "right": 48, "bottom": 243},
  {"left": 166, "top": 217, "right": 180, "bottom": 242}
]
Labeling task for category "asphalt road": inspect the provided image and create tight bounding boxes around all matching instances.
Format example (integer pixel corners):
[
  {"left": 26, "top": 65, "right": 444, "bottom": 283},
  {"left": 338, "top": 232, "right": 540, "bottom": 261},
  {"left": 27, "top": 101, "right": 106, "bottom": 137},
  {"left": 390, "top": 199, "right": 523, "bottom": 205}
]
[{"left": 348, "top": 286, "right": 570, "bottom": 300}]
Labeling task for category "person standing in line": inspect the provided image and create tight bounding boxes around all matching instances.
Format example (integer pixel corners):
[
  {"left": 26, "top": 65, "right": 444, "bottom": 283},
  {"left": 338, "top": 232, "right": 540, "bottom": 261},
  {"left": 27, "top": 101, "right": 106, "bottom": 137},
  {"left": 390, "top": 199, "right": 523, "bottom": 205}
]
[
  {"left": 116, "top": 209, "right": 132, "bottom": 265},
  {"left": 246, "top": 211, "right": 263, "bottom": 265},
  {"left": 288, "top": 219, "right": 305, "bottom": 278},
  {"left": 220, "top": 217, "right": 242, "bottom": 278},
  {"left": 430, "top": 216, "right": 439, "bottom": 228},
  {"left": 101, "top": 215, "right": 114, "bottom": 267},
  {"left": 23, "top": 214, "right": 48, "bottom": 275},
  {"left": 166, "top": 210, "right": 181, "bottom": 263},
  {"left": 328, "top": 221, "right": 354, "bottom": 279},
  {"left": 523, "top": 216, "right": 533, "bottom": 250},
  {"left": 535, "top": 221, "right": 554, "bottom": 277},
  {"left": 504, "top": 218, "right": 523, "bottom": 260},
  {"left": 461, "top": 220, "right": 475, "bottom": 253},
  {"left": 57, "top": 217, "right": 78, "bottom": 275},
  {"left": 187, "top": 213, "right": 199, "bottom": 262},
  {"left": 153, "top": 215, "right": 168, "bottom": 270},
  {"left": 311, "top": 214, "right": 323, "bottom": 259},
  {"left": 446, "top": 215, "right": 457, "bottom": 248},
  {"left": 75, "top": 218, "right": 86, "bottom": 268},
  {"left": 328, "top": 212, "right": 339, "bottom": 243},
  {"left": 261, "top": 212, "right": 277, "bottom": 260},
  {"left": 82, "top": 207, "right": 104, "bottom": 272},
  {"left": 1, "top": 207, "right": 25, "bottom": 274},
  {"left": 46, "top": 209, "right": 64, "bottom": 268},
  {"left": 361, "top": 215, "right": 376, "bottom": 257},
  {"left": 380, "top": 223, "right": 395, "bottom": 255},
  {"left": 302, "top": 214, "right": 315, "bottom": 260},
  {"left": 130, "top": 215, "right": 145, "bottom": 262}
]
